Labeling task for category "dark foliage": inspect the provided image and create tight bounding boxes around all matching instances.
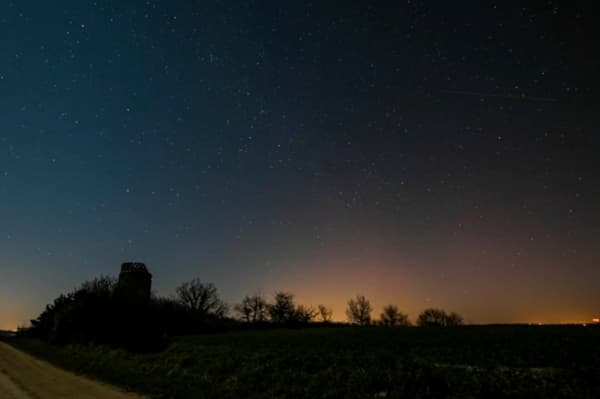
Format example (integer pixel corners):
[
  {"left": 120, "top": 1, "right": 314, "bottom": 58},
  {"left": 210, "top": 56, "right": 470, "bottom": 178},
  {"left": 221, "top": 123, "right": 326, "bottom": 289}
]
[
  {"left": 26, "top": 277, "right": 117, "bottom": 345},
  {"left": 23, "top": 271, "right": 468, "bottom": 356},
  {"left": 417, "top": 308, "right": 464, "bottom": 327},
  {"left": 268, "top": 292, "right": 296, "bottom": 324},
  {"left": 346, "top": 295, "right": 373, "bottom": 326},
  {"left": 265, "top": 292, "right": 318, "bottom": 325},
  {"left": 234, "top": 294, "right": 269, "bottom": 323},
  {"left": 23, "top": 272, "right": 331, "bottom": 352},
  {"left": 380, "top": 304, "right": 411, "bottom": 327},
  {"left": 23, "top": 276, "right": 233, "bottom": 351},
  {"left": 23, "top": 276, "right": 161, "bottom": 351}
]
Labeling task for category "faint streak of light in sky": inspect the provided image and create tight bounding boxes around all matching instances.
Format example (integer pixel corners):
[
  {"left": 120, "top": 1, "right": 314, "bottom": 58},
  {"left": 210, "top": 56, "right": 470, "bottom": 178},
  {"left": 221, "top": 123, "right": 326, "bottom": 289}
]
[{"left": 441, "top": 89, "right": 557, "bottom": 102}]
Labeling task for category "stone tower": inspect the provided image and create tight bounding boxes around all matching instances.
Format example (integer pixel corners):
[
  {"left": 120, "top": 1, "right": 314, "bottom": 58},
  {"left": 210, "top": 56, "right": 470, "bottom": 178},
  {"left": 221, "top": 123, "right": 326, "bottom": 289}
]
[{"left": 115, "top": 262, "right": 152, "bottom": 305}]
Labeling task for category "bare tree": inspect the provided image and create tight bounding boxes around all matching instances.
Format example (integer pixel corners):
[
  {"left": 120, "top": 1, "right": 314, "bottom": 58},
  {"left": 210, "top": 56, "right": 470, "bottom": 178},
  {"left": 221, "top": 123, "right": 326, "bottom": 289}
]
[
  {"left": 346, "top": 295, "right": 372, "bottom": 326},
  {"left": 417, "top": 308, "right": 463, "bottom": 327},
  {"left": 380, "top": 305, "right": 410, "bottom": 327},
  {"left": 318, "top": 304, "right": 333, "bottom": 322},
  {"left": 175, "top": 279, "right": 227, "bottom": 317},
  {"left": 295, "top": 305, "right": 318, "bottom": 323},
  {"left": 234, "top": 297, "right": 252, "bottom": 322},
  {"left": 417, "top": 308, "right": 446, "bottom": 326},
  {"left": 268, "top": 292, "right": 296, "bottom": 324},
  {"left": 234, "top": 294, "right": 268, "bottom": 322}
]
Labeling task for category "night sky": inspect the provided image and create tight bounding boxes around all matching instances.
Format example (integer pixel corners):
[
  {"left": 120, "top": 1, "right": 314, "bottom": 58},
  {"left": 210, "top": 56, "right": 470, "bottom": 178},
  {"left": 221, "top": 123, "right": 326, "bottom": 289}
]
[{"left": 1, "top": 1, "right": 598, "bottom": 330}]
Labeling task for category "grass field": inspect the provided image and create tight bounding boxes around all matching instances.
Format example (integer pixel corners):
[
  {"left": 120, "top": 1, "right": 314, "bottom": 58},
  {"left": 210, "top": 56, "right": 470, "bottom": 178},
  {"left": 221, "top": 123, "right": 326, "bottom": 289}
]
[{"left": 8, "top": 325, "right": 600, "bottom": 399}]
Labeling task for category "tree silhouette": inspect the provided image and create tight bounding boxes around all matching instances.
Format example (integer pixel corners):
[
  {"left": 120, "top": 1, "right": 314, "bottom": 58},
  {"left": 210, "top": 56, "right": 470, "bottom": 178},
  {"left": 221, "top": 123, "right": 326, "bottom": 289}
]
[
  {"left": 175, "top": 279, "right": 227, "bottom": 318},
  {"left": 28, "top": 277, "right": 118, "bottom": 345},
  {"left": 27, "top": 273, "right": 227, "bottom": 350},
  {"left": 235, "top": 294, "right": 268, "bottom": 323},
  {"left": 417, "top": 308, "right": 464, "bottom": 327},
  {"left": 268, "top": 292, "right": 296, "bottom": 324},
  {"left": 294, "top": 305, "right": 318, "bottom": 323},
  {"left": 445, "top": 311, "right": 464, "bottom": 326},
  {"left": 346, "top": 295, "right": 372, "bottom": 326},
  {"left": 79, "top": 275, "right": 116, "bottom": 294},
  {"left": 380, "top": 305, "right": 410, "bottom": 327},
  {"left": 318, "top": 304, "right": 333, "bottom": 322}
]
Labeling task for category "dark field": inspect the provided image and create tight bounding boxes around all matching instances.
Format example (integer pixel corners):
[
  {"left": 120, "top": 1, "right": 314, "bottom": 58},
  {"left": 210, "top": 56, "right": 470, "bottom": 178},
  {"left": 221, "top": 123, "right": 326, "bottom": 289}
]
[{"left": 8, "top": 325, "right": 600, "bottom": 399}]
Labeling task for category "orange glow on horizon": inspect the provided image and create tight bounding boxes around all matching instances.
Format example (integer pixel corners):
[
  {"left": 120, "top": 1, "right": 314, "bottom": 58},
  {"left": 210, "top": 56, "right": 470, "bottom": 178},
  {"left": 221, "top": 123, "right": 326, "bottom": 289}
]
[
  {"left": 0, "top": 321, "right": 18, "bottom": 332},
  {"left": 253, "top": 237, "right": 599, "bottom": 326},
  {"left": 593, "top": 318, "right": 600, "bottom": 323}
]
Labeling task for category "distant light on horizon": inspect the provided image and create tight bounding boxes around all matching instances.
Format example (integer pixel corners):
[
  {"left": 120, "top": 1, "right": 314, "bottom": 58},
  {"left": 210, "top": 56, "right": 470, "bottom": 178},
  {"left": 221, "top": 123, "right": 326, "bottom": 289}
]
[{"left": 593, "top": 318, "right": 600, "bottom": 323}]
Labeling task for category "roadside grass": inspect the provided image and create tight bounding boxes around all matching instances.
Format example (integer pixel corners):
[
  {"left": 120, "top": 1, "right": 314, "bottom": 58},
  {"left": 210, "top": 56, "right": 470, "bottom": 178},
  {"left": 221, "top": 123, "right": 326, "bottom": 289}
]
[{"left": 9, "top": 325, "right": 600, "bottom": 399}]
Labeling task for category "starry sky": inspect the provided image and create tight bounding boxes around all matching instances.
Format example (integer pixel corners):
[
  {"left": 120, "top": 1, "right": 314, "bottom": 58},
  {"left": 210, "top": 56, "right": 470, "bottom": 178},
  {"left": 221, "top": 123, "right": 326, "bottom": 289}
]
[{"left": 1, "top": 1, "right": 598, "bottom": 330}]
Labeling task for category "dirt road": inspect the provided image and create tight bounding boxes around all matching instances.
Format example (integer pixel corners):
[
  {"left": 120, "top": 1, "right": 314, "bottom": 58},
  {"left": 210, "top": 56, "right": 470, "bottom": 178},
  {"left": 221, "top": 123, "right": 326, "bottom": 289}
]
[{"left": 0, "top": 342, "right": 145, "bottom": 399}]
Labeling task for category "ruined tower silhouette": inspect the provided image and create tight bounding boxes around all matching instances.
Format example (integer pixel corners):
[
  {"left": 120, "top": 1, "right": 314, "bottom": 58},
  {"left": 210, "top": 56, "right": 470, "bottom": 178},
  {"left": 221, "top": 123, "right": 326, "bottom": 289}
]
[{"left": 115, "top": 262, "right": 152, "bottom": 305}]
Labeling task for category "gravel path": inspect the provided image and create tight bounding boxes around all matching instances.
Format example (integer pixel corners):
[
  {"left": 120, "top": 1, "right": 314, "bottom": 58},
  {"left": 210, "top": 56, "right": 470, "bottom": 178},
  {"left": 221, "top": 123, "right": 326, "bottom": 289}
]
[{"left": 0, "top": 342, "right": 145, "bottom": 399}]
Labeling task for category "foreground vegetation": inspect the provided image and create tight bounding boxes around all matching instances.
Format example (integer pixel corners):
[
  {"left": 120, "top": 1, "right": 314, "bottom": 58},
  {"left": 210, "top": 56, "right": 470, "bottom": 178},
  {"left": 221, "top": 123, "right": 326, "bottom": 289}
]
[{"left": 8, "top": 325, "right": 600, "bottom": 399}]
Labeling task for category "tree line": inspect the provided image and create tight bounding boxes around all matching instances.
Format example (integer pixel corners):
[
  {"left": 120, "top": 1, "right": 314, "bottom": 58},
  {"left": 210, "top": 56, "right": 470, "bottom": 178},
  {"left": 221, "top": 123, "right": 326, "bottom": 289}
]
[
  {"left": 21, "top": 276, "right": 463, "bottom": 350},
  {"left": 191, "top": 280, "right": 463, "bottom": 327}
]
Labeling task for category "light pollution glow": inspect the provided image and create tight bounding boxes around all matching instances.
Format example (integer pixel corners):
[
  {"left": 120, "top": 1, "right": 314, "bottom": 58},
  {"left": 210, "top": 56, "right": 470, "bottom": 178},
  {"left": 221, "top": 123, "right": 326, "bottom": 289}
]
[
  {"left": 2, "top": 215, "right": 598, "bottom": 331},
  {"left": 241, "top": 225, "right": 598, "bottom": 326}
]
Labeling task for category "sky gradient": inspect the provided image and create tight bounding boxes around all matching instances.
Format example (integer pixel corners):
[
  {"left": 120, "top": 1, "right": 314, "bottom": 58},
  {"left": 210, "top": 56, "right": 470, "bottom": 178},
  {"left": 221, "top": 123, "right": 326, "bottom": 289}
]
[{"left": 1, "top": 1, "right": 598, "bottom": 330}]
